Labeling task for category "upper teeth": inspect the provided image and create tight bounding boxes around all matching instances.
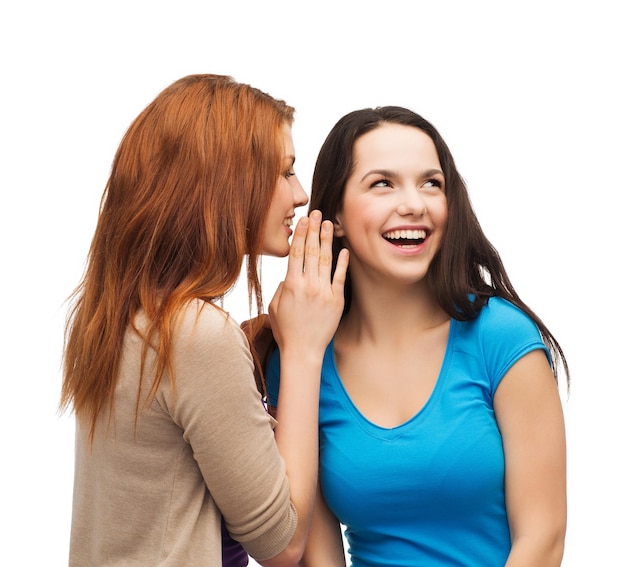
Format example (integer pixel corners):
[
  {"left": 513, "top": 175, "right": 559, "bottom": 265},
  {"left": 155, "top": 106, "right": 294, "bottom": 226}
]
[
  {"left": 284, "top": 218, "right": 293, "bottom": 227},
  {"left": 383, "top": 229, "right": 426, "bottom": 240}
]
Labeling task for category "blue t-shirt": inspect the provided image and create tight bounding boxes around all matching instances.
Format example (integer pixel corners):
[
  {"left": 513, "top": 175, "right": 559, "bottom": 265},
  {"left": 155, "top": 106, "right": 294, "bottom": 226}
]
[{"left": 266, "top": 297, "right": 550, "bottom": 567}]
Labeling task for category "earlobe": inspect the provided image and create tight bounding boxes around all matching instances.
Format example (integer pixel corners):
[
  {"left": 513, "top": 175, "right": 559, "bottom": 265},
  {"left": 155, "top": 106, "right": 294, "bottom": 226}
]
[{"left": 333, "top": 212, "right": 346, "bottom": 237}]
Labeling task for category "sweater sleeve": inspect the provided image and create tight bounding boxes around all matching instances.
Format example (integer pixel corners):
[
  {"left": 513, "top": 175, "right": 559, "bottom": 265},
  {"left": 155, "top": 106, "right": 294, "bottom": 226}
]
[{"left": 158, "top": 301, "right": 297, "bottom": 561}]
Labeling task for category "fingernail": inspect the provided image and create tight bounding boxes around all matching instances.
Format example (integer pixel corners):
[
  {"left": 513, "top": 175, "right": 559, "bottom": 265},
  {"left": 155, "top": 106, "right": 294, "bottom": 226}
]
[{"left": 310, "top": 210, "right": 322, "bottom": 221}]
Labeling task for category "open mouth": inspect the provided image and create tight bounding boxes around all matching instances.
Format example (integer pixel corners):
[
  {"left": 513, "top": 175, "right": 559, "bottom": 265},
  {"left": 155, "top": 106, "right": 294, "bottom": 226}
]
[{"left": 382, "top": 229, "right": 427, "bottom": 247}]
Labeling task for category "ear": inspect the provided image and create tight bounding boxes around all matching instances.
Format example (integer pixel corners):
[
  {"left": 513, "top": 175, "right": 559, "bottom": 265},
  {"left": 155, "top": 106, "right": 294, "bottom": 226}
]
[{"left": 333, "top": 213, "right": 346, "bottom": 237}]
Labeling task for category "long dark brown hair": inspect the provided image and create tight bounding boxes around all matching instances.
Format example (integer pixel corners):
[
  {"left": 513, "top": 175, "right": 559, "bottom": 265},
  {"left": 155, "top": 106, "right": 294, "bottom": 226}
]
[
  {"left": 309, "top": 106, "right": 569, "bottom": 385},
  {"left": 61, "top": 74, "right": 295, "bottom": 440}
]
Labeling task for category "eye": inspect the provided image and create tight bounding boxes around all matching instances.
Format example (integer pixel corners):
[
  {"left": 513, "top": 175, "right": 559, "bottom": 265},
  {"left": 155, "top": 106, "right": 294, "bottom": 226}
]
[
  {"left": 422, "top": 178, "right": 444, "bottom": 192},
  {"left": 370, "top": 178, "right": 392, "bottom": 189},
  {"left": 284, "top": 170, "right": 296, "bottom": 179}
]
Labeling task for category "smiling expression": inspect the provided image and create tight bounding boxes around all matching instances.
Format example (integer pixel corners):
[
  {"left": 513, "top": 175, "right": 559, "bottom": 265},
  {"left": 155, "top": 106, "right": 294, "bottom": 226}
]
[
  {"left": 262, "top": 123, "right": 308, "bottom": 257},
  {"left": 334, "top": 123, "right": 448, "bottom": 286}
]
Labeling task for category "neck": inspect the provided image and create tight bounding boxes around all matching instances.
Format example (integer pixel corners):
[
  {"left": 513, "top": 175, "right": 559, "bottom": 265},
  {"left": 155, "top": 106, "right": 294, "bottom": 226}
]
[{"left": 339, "top": 280, "right": 448, "bottom": 346}]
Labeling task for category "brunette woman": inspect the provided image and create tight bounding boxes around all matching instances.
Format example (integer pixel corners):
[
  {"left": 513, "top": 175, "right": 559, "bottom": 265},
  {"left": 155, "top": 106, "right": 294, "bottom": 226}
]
[{"left": 267, "top": 106, "right": 567, "bottom": 566}]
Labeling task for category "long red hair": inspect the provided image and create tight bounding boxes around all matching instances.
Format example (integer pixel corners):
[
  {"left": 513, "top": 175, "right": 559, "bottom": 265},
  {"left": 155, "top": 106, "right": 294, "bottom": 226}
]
[{"left": 60, "top": 74, "right": 294, "bottom": 440}]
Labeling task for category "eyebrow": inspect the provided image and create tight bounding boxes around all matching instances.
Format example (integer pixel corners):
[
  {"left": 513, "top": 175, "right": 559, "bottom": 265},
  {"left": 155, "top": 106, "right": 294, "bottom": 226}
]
[{"left": 360, "top": 168, "right": 444, "bottom": 182}]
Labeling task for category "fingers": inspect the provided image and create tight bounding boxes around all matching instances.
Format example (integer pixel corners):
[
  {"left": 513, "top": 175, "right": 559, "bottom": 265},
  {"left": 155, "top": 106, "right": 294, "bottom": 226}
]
[
  {"left": 286, "top": 216, "right": 308, "bottom": 277},
  {"left": 285, "top": 209, "right": 348, "bottom": 288},
  {"left": 332, "top": 248, "right": 349, "bottom": 292},
  {"left": 303, "top": 210, "right": 322, "bottom": 279},
  {"left": 269, "top": 211, "right": 349, "bottom": 357},
  {"left": 287, "top": 210, "right": 323, "bottom": 280},
  {"left": 317, "top": 219, "right": 334, "bottom": 281}
]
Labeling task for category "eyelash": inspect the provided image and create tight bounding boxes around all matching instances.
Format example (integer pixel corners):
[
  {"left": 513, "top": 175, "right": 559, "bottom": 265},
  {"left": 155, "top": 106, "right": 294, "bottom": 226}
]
[
  {"left": 284, "top": 170, "right": 296, "bottom": 179},
  {"left": 370, "top": 178, "right": 443, "bottom": 189},
  {"left": 424, "top": 179, "right": 443, "bottom": 189},
  {"left": 371, "top": 179, "right": 391, "bottom": 188}
]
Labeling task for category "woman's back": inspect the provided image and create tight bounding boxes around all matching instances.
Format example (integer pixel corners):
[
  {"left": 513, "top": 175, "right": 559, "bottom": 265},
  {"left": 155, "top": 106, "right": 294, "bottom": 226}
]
[{"left": 70, "top": 301, "right": 296, "bottom": 565}]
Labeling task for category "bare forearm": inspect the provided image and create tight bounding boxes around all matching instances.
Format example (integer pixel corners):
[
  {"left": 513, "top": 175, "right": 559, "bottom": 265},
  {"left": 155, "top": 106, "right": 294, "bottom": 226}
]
[
  {"left": 274, "top": 357, "right": 322, "bottom": 504},
  {"left": 299, "top": 483, "right": 346, "bottom": 567},
  {"left": 271, "top": 353, "right": 324, "bottom": 559},
  {"left": 261, "top": 212, "right": 348, "bottom": 566}
]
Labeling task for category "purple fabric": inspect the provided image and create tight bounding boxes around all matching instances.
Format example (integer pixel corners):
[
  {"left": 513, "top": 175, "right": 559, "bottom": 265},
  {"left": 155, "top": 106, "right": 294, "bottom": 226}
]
[{"left": 221, "top": 516, "right": 249, "bottom": 566}]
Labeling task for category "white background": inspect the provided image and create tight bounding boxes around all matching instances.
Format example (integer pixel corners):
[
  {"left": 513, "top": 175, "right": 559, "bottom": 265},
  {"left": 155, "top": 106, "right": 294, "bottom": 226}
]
[{"left": 2, "top": 1, "right": 624, "bottom": 565}]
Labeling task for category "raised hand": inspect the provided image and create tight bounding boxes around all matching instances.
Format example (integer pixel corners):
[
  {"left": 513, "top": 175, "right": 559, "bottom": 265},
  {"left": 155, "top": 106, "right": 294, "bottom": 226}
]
[
  {"left": 264, "top": 210, "right": 348, "bottom": 564},
  {"left": 268, "top": 210, "right": 349, "bottom": 361}
]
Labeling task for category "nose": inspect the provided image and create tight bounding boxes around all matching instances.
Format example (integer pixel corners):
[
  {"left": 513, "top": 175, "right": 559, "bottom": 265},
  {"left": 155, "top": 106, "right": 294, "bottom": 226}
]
[
  {"left": 396, "top": 188, "right": 427, "bottom": 217},
  {"left": 293, "top": 177, "right": 309, "bottom": 207}
]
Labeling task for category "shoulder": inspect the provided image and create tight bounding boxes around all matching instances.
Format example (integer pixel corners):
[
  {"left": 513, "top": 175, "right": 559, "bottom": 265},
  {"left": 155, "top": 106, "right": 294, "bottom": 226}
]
[
  {"left": 174, "top": 299, "right": 250, "bottom": 357},
  {"left": 472, "top": 296, "right": 541, "bottom": 341},
  {"left": 460, "top": 297, "right": 549, "bottom": 392},
  {"left": 167, "top": 300, "right": 254, "bottom": 390},
  {"left": 160, "top": 300, "right": 257, "bottom": 411},
  {"left": 479, "top": 296, "right": 533, "bottom": 324},
  {"left": 176, "top": 299, "right": 241, "bottom": 335}
]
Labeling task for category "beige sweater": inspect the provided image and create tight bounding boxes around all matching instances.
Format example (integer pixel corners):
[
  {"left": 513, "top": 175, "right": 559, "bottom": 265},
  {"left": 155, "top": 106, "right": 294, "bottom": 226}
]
[{"left": 69, "top": 300, "right": 297, "bottom": 565}]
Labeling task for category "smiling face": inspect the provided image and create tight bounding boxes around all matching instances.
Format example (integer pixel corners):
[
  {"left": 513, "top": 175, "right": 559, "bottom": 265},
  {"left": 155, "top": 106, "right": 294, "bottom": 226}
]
[
  {"left": 262, "top": 123, "right": 309, "bottom": 257},
  {"left": 334, "top": 123, "right": 448, "bottom": 286}
]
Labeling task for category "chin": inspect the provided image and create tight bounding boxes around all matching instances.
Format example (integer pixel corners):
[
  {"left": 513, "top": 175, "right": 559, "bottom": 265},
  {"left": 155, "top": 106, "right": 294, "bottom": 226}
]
[{"left": 262, "top": 243, "right": 290, "bottom": 258}]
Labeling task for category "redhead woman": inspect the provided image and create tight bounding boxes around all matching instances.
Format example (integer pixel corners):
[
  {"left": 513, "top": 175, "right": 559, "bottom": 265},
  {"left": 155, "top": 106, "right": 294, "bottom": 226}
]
[{"left": 60, "top": 74, "right": 347, "bottom": 566}]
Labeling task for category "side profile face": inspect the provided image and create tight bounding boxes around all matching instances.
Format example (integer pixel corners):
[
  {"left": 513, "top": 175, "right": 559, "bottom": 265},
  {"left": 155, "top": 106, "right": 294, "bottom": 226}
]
[
  {"left": 334, "top": 123, "right": 448, "bottom": 286},
  {"left": 262, "top": 123, "right": 309, "bottom": 256}
]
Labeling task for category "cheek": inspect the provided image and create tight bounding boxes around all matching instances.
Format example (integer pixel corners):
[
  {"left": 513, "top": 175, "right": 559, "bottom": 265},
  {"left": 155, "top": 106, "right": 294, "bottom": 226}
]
[
  {"left": 433, "top": 196, "right": 448, "bottom": 226},
  {"left": 336, "top": 214, "right": 363, "bottom": 241},
  {"left": 269, "top": 181, "right": 289, "bottom": 209},
  {"left": 440, "top": 208, "right": 449, "bottom": 229}
]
